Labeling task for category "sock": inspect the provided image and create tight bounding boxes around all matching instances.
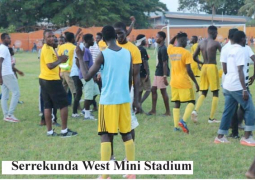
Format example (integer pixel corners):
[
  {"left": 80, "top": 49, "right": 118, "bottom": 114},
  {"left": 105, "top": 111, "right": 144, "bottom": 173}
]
[
  {"left": 124, "top": 139, "right": 135, "bottom": 161},
  {"left": 101, "top": 142, "right": 111, "bottom": 179},
  {"left": 173, "top": 108, "right": 180, "bottom": 128},
  {"left": 183, "top": 103, "right": 195, "bottom": 122},
  {"left": 61, "top": 128, "right": 68, "bottom": 134},
  {"left": 47, "top": 129, "right": 53, "bottom": 135},
  {"left": 210, "top": 97, "right": 219, "bottom": 120},
  {"left": 195, "top": 95, "right": 205, "bottom": 111},
  {"left": 85, "top": 110, "right": 90, "bottom": 118}
]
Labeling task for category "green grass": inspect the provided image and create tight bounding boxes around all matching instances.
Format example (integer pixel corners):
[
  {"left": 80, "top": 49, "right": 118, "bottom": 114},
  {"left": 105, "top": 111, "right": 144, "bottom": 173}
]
[{"left": 1, "top": 47, "right": 255, "bottom": 179}]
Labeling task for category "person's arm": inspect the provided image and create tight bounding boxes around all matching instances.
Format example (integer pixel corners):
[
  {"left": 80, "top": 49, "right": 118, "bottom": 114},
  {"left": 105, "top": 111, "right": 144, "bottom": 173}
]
[
  {"left": 76, "top": 45, "right": 103, "bottom": 81},
  {"left": 238, "top": 65, "right": 249, "bottom": 101},
  {"left": 47, "top": 55, "right": 67, "bottom": 70},
  {"left": 222, "top": 62, "right": 227, "bottom": 75},
  {"left": 76, "top": 32, "right": 83, "bottom": 43},
  {"left": 217, "top": 42, "right": 222, "bottom": 53},
  {"left": 129, "top": 57, "right": 132, "bottom": 91},
  {"left": 186, "top": 64, "right": 199, "bottom": 92},
  {"left": 75, "top": 28, "right": 82, "bottom": 42},
  {"left": 143, "top": 49, "right": 150, "bottom": 82},
  {"left": 75, "top": 57, "right": 80, "bottom": 68},
  {"left": 249, "top": 55, "right": 255, "bottom": 85},
  {"left": 12, "top": 65, "right": 24, "bottom": 76},
  {"left": 170, "top": 35, "right": 177, "bottom": 45},
  {"left": 126, "top": 16, "right": 136, "bottom": 36},
  {"left": 0, "top": 57, "right": 3, "bottom": 85},
  {"left": 144, "top": 60, "right": 150, "bottom": 82},
  {"left": 161, "top": 47, "right": 169, "bottom": 86},
  {"left": 133, "top": 64, "right": 141, "bottom": 110},
  {"left": 193, "top": 44, "right": 203, "bottom": 65},
  {"left": 163, "top": 61, "right": 168, "bottom": 86}
]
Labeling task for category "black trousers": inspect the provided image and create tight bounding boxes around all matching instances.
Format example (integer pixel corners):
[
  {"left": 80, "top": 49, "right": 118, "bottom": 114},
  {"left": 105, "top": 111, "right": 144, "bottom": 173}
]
[
  {"left": 231, "top": 105, "right": 244, "bottom": 136},
  {"left": 72, "top": 76, "right": 83, "bottom": 114}
]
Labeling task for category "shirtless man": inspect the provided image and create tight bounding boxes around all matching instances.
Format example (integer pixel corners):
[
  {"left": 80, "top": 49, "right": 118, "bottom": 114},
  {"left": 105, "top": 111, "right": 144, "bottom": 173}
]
[{"left": 191, "top": 25, "right": 222, "bottom": 123}]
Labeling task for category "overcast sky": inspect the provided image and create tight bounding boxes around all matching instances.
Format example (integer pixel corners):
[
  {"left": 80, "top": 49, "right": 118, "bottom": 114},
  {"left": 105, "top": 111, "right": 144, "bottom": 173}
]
[{"left": 160, "top": 0, "right": 179, "bottom": 12}]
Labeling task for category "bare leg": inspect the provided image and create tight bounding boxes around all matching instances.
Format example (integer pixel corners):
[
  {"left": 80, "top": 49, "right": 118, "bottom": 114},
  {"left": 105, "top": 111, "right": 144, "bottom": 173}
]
[
  {"left": 160, "top": 88, "right": 171, "bottom": 116},
  {"left": 44, "top": 108, "right": 52, "bottom": 131},
  {"left": 60, "top": 106, "right": 68, "bottom": 130},
  {"left": 147, "top": 86, "right": 157, "bottom": 115},
  {"left": 246, "top": 158, "right": 255, "bottom": 179},
  {"left": 141, "top": 91, "right": 150, "bottom": 104}
]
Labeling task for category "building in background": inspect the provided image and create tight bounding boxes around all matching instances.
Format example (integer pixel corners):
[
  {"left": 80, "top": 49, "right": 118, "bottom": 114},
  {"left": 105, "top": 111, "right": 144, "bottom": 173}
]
[{"left": 149, "top": 12, "right": 251, "bottom": 29}]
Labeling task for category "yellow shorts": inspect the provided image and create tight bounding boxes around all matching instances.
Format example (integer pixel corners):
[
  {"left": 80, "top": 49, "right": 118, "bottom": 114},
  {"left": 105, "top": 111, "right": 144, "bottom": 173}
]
[
  {"left": 218, "top": 69, "right": 223, "bottom": 78},
  {"left": 98, "top": 103, "right": 131, "bottom": 135},
  {"left": 171, "top": 87, "right": 195, "bottom": 103},
  {"left": 191, "top": 62, "right": 201, "bottom": 77},
  {"left": 200, "top": 64, "right": 219, "bottom": 91}
]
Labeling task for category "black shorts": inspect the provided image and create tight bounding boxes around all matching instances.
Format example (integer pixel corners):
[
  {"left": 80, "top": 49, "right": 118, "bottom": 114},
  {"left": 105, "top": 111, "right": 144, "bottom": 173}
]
[{"left": 39, "top": 79, "right": 68, "bottom": 109}]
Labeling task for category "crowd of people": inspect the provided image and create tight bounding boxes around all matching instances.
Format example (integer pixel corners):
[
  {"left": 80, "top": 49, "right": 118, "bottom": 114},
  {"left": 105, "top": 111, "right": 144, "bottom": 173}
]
[{"left": 1, "top": 17, "right": 255, "bottom": 178}]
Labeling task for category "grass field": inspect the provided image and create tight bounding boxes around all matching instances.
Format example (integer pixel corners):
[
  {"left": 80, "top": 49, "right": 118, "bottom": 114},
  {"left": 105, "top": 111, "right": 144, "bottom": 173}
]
[{"left": 1, "top": 47, "right": 255, "bottom": 179}]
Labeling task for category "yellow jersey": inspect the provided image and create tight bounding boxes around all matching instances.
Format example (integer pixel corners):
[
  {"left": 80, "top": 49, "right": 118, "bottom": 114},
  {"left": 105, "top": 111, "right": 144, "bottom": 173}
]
[
  {"left": 167, "top": 44, "right": 192, "bottom": 89},
  {"left": 98, "top": 40, "right": 107, "bottom": 51},
  {"left": 190, "top": 43, "right": 201, "bottom": 77},
  {"left": 39, "top": 44, "right": 60, "bottom": 80},
  {"left": 57, "top": 42, "right": 76, "bottom": 72},
  {"left": 117, "top": 41, "right": 142, "bottom": 65}
]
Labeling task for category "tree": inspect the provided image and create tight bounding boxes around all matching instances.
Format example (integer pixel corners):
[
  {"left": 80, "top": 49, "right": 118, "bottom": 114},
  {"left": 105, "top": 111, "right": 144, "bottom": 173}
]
[
  {"left": 178, "top": 0, "right": 244, "bottom": 15},
  {"left": 239, "top": 0, "right": 255, "bottom": 18},
  {"left": 0, "top": 0, "right": 168, "bottom": 31}
]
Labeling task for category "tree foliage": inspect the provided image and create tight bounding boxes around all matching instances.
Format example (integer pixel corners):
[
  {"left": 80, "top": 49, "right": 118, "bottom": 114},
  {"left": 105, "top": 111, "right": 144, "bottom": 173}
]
[
  {"left": 239, "top": 0, "right": 255, "bottom": 18},
  {"left": 178, "top": 0, "right": 245, "bottom": 15},
  {"left": 0, "top": 0, "right": 168, "bottom": 31}
]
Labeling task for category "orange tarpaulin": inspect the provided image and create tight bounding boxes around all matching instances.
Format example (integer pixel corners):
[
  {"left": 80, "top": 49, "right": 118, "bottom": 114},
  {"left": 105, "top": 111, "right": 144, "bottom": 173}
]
[{"left": 1, "top": 26, "right": 255, "bottom": 51}]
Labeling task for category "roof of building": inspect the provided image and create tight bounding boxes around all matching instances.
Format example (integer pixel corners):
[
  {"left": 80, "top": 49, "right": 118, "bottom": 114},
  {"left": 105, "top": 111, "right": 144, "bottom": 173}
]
[{"left": 149, "top": 12, "right": 250, "bottom": 23}]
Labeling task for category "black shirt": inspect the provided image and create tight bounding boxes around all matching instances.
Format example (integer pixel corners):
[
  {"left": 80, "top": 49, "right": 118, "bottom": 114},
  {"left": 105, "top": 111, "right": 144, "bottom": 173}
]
[
  {"left": 138, "top": 46, "right": 149, "bottom": 78},
  {"left": 155, "top": 44, "right": 170, "bottom": 76}
]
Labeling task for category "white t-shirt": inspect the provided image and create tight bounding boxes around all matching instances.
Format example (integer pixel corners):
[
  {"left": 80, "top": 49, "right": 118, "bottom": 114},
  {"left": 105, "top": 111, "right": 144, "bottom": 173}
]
[
  {"left": 148, "top": 38, "right": 152, "bottom": 44},
  {"left": 0, "top": 44, "right": 14, "bottom": 76},
  {"left": 70, "top": 42, "right": 84, "bottom": 77},
  {"left": 244, "top": 45, "right": 254, "bottom": 64},
  {"left": 89, "top": 42, "right": 100, "bottom": 64},
  {"left": 220, "top": 41, "right": 232, "bottom": 83},
  {"left": 223, "top": 44, "right": 248, "bottom": 91}
]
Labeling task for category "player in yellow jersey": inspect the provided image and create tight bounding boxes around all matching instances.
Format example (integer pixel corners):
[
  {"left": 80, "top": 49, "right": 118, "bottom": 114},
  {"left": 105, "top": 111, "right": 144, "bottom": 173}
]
[
  {"left": 192, "top": 26, "right": 222, "bottom": 123},
  {"left": 168, "top": 32, "right": 199, "bottom": 133},
  {"left": 190, "top": 36, "right": 202, "bottom": 79},
  {"left": 113, "top": 21, "right": 142, "bottom": 162},
  {"left": 98, "top": 16, "right": 136, "bottom": 52},
  {"left": 58, "top": 33, "right": 77, "bottom": 101}
]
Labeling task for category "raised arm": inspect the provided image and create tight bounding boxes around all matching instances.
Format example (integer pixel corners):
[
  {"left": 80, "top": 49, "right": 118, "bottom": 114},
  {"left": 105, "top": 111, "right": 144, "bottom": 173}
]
[
  {"left": 76, "top": 45, "right": 103, "bottom": 81},
  {"left": 170, "top": 35, "right": 177, "bottom": 45},
  {"left": 126, "top": 16, "right": 136, "bottom": 36}
]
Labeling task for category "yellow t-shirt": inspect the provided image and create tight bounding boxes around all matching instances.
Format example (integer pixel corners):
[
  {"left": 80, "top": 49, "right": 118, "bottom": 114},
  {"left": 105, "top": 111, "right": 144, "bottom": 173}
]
[
  {"left": 98, "top": 40, "right": 107, "bottom": 51},
  {"left": 117, "top": 41, "right": 142, "bottom": 65},
  {"left": 190, "top": 43, "right": 202, "bottom": 76},
  {"left": 57, "top": 42, "right": 76, "bottom": 72},
  {"left": 167, "top": 44, "right": 192, "bottom": 89},
  {"left": 39, "top": 44, "right": 60, "bottom": 80}
]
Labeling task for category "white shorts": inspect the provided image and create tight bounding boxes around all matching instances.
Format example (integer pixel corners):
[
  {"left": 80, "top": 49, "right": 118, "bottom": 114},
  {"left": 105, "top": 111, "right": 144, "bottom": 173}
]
[{"left": 130, "top": 86, "right": 139, "bottom": 130}]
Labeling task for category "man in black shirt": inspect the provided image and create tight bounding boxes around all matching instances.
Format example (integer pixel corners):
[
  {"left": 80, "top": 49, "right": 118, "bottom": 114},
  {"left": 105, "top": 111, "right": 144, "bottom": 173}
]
[
  {"left": 148, "top": 31, "right": 170, "bottom": 116},
  {"left": 136, "top": 34, "right": 151, "bottom": 112}
]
